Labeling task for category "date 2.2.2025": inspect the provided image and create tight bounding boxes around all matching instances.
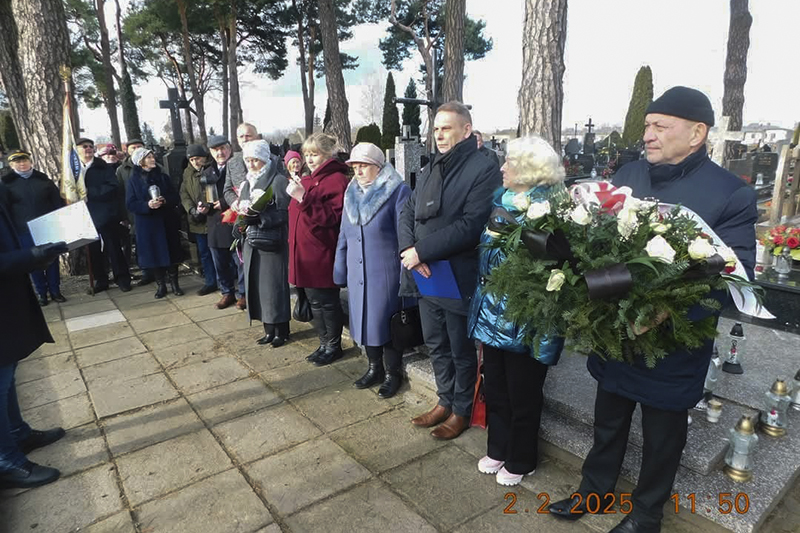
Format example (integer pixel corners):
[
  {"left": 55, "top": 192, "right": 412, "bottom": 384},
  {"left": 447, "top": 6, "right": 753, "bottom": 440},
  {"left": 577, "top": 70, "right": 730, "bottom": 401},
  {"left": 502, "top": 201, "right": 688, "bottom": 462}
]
[{"left": 503, "top": 492, "right": 632, "bottom": 515}]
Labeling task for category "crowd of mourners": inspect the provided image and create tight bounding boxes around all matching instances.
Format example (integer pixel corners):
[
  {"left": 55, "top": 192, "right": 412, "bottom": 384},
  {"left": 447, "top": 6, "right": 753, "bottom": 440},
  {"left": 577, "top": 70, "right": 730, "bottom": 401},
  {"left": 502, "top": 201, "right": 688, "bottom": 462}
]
[{"left": 0, "top": 87, "right": 760, "bottom": 533}]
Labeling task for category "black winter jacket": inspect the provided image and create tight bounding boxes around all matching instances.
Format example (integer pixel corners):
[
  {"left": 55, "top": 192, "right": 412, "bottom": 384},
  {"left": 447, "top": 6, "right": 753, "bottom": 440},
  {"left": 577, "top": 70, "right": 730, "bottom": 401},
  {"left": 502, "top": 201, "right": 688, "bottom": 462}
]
[
  {"left": 0, "top": 170, "right": 64, "bottom": 236},
  {"left": 85, "top": 157, "right": 126, "bottom": 229}
]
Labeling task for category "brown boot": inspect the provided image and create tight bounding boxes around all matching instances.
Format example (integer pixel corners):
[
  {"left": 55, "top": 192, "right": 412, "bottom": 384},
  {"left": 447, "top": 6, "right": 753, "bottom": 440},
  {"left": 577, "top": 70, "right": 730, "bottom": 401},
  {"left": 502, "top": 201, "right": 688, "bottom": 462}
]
[
  {"left": 216, "top": 294, "right": 236, "bottom": 309},
  {"left": 430, "top": 413, "right": 469, "bottom": 440},
  {"left": 236, "top": 297, "right": 247, "bottom": 310},
  {"left": 411, "top": 405, "right": 452, "bottom": 428}
]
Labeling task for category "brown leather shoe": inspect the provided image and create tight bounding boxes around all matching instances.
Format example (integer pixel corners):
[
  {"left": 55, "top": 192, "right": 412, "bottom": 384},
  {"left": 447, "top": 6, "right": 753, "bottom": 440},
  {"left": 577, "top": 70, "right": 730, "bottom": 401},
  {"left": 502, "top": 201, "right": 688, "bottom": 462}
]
[
  {"left": 236, "top": 297, "right": 247, "bottom": 310},
  {"left": 430, "top": 413, "right": 469, "bottom": 440},
  {"left": 411, "top": 405, "right": 452, "bottom": 428},
  {"left": 216, "top": 294, "right": 236, "bottom": 310}
]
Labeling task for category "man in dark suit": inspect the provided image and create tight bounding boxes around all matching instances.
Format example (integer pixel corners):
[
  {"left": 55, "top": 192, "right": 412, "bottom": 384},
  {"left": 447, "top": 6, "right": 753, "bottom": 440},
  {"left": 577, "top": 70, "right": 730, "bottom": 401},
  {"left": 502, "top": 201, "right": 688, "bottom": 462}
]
[
  {"left": 0, "top": 189, "right": 68, "bottom": 489},
  {"left": 548, "top": 87, "right": 758, "bottom": 533},
  {"left": 399, "top": 102, "right": 502, "bottom": 440}
]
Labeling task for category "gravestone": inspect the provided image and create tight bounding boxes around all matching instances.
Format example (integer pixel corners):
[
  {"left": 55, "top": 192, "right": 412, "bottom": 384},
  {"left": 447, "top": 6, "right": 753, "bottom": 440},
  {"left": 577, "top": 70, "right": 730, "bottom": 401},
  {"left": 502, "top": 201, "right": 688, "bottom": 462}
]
[
  {"left": 617, "top": 149, "right": 641, "bottom": 170},
  {"left": 712, "top": 116, "right": 745, "bottom": 168},
  {"left": 583, "top": 118, "right": 596, "bottom": 155},
  {"left": 394, "top": 126, "right": 423, "bottom": 189},
  {"left": 158, "top": 87, "right": 189, "bottom": 191}
]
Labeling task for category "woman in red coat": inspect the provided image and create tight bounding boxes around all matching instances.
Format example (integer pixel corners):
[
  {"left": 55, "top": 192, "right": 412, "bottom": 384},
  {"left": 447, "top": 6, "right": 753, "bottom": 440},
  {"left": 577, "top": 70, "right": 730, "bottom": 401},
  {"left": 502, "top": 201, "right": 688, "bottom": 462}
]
[{"left": 288, "top": 132, "right": 350, "bottom": 366}]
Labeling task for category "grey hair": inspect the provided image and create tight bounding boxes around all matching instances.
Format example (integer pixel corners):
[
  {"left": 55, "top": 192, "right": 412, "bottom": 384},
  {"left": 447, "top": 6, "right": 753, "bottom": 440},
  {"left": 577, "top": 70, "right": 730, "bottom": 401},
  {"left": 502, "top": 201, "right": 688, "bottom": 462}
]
[
  {"left": 302, "top": 132, "right": 338, "bottom": 159},
  {"left": 505, "top": 136, "right": 565, "bottom": 187}
]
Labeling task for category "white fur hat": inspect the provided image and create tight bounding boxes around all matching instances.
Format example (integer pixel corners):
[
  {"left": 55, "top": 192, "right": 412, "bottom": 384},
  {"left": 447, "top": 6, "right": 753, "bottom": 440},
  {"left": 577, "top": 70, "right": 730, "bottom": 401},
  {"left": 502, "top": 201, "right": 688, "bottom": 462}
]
[
  {"left": 242, "top": 139, "right": 271, "bottom": 163},
  {"left": 131, "top": 147, "right": 153, "bottom": 167}
]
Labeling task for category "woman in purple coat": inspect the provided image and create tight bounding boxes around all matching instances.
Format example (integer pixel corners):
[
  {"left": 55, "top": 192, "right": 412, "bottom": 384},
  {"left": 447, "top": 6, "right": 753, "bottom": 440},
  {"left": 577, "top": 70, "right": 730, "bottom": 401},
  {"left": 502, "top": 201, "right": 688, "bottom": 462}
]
[{"left": 334, "top": 143, "right": 411, "bottom": 399}]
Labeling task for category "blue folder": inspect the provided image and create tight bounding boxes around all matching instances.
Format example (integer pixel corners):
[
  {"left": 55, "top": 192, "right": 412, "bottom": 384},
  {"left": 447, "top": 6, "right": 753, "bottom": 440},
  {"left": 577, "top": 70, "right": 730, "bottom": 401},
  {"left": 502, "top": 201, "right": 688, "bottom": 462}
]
[{"left": 412, "top": 260, "right": 462, "bottom": 299}]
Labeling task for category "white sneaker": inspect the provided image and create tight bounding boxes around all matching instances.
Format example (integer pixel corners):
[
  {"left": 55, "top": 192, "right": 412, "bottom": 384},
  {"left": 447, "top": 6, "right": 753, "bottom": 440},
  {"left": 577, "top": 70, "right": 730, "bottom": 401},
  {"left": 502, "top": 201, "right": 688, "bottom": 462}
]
[
  {"left": 477, "top": 456, "right": 504, "bottom": 474},
  {"left": 496, "top": 466, "right": 533, "bottom": 486}
]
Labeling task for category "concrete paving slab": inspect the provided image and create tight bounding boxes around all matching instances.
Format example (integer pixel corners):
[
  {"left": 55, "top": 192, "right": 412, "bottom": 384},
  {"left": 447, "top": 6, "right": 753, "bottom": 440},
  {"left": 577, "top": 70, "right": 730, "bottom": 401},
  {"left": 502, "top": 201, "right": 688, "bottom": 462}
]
[
  {"left": 69, "top": 321, "right": 134, "bottom": 349},
  {"left": 91, "top": 373, "right": 178, "bottom": 418},
  {"left": 28, "top": 334, "right": 72, "bottom": 358},
  {"left": 129, "top": 311, "right": 192, "bottom": 334},
  {"left": 150, "top": 337, "right": 222, "bottom": 369},
  {"left": 330, "top": 408, "right": 448, "bottom": 473},
  {"left": 116, "top": 429, "right": 233, "bottom": 506},
  {"left": 135, "top": 469, "right": 273, "bottom": 533},
  {"left": 215, "top": 329, "right": 269, "bottom": 354},
  {"left": 75, "top": 336, "right": 148, "bottom": 368},
  {"left": 80, "top": 512, "right": 137, "bottom": 533},
  {"left": 290, "top": 382, "right": 399, "bottom": 433},
  {"left": 16, "top": 352, "right": 78, "bottom": 385},
  {"left": 182, "top": 302, "right": 241, "bottom": 322},
  {"left": 332, "top": 353, "right": 370, "bottom": 381},
  {"left": 246, "top": 437, "right": 371, "bottom": 516},
  {"left": 254, "top": 525, "right": 281, "bottom": 533},
  {"left": 198, "top": 313, "right": 258, "bottom": 337},
  {"left": 260, "top": 361, "right": 349, "bottom": 399},
  {"left": 237, "top": 342, "right": 312, "bottom": 373},
  {"left": 382, "top": 445, "right": 502, "bottom": 531},
  {"left": 0, "top": 465, "right": 122, "bottom": 533},
  {"left": 285, "top": 478, "right": 437, "bottom": 533},
  {"left": 42, "top": 305, "right": 62, "bottom": 323},
  {"left": 450, "top": 423, "right": 488, "bottom": 460},
  {"left": 119, "top": 300, "right": 179, "bottom": 321},
  {"left": 453, "top": 498, "right": 595, "bottom": 533},
  {"left": 167, "top": 356, "right": 251, "bottom": 395},
  {"left": 21, "top": 392, "right": 95, "bottom": 431},
  {"left": 58, "top": 291, "right": 111, "bottom": 306},
  {"left": 103, "top": 398, "right": 205, "bottom": 456},
  {"left": 187, "top": 378, "right": 281, "bottom": 426},
  {"left": 169, "top": 291, "right": 222, "bottom": 310},
  {"left": 65, "top": 309, "right": 127, "bottom": 333},
  {"left": 212, "top": 403, "right": 321, "bottom": 464},
  {"left": 140, "top": 323, "right": 210, "bottom": 351},
  {"left": 16, "top": 368, "right": 86, "bottom": 410},
  {"left": 83, "top": 352, "right": 162, "bottom": 387},
  {"left": 44, "top": 320, "right": 68, "bottom": 337},
  {"left": 113, "top": 290, "right": 165, "bottom": 309},
  {"left": 26, "top": 422, "right": 109, "bottom": 478},
  {"left": 60, "top": 299, "right": 118, "bottom": 320}
]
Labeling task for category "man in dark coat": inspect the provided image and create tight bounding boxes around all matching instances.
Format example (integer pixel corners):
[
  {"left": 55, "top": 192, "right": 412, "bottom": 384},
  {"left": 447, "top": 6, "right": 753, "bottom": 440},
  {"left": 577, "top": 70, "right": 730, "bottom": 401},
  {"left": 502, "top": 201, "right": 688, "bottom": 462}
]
[
  {"left": 1, "top": 151, "right": 66, "bottom": 305},
  {"left": 399, "top": 102, "right": 502, "bottom": 440},
  {"left": 180, "top": 144, "right": 217, "bottom": 296},
  {"left": 0, "top": 193, "right": 68, "bottom": 489},
  {"left": 205, "top": 135, "right": 243, "bottom": 309},
  {"left": 475, "top": 130, "right": 500, "bottom": 169},
  {"left": 77, "top": 138, "right": 132, "bottom": 293},
  {"left": 549, "top": 87, "right": 758, "bottom": 533}
]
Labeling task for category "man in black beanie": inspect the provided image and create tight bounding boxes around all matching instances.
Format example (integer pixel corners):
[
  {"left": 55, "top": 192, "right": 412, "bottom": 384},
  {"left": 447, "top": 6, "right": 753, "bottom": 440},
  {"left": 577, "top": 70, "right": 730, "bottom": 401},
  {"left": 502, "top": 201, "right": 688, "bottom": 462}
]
[{"left": 549, "top": 86, "right": 757, "bottom": 533}]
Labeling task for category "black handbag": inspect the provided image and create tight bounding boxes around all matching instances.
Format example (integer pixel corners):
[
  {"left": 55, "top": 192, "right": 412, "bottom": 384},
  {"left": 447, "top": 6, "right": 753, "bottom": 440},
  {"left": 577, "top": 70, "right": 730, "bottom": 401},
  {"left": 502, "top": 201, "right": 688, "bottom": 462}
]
[
  {"left": 293, "top": 287, "right": 313, "bottom": 322},
  {"left": 390, "top": 304, "right": 424, "bottom": 351}
]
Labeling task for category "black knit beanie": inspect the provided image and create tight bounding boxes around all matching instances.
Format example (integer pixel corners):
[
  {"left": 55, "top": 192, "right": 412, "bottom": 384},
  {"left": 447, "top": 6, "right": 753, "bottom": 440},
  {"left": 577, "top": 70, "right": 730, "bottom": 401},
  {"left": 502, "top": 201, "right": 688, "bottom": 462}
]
[{"left": 646, "top": 86, "right": 715, "bottom": 126}]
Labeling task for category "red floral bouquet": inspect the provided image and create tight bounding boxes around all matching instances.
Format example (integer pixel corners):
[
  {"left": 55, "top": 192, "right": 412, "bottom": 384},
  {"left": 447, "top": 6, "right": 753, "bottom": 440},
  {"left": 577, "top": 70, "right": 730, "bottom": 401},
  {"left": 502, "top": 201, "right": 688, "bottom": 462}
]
[{"left": 761, "top": 225, "right": 800, "bottom": 260}]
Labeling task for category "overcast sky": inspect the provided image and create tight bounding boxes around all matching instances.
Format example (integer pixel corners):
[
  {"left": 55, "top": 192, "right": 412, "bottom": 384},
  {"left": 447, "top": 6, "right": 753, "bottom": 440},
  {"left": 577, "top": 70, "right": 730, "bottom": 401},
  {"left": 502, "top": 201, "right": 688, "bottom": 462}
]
[{"left": 79, "top": 0, "right": 800, "bottom": 142}]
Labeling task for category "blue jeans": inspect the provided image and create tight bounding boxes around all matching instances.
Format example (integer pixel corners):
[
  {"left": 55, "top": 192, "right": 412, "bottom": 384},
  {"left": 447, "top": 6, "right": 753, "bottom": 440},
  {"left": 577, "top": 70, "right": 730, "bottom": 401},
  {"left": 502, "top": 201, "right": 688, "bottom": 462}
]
[
  {"left": 193, "top": 234, "right": 217, "bottom": 287},
  {"left": 19, "top": 233, "right": 60, "bottom": 298},
  {"left": 0, "top": 364, "right": 31, "bottom": 472},
  {"left": 210, "top": 247, "right": 243, "bottom": 298}
]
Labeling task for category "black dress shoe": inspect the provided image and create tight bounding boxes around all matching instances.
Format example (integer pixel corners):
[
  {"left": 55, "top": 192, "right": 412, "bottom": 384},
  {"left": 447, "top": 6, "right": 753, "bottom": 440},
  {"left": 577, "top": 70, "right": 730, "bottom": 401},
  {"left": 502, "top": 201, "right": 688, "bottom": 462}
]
[
  {"left": 314, "top": 347, "right": 343, "bottom": 366},
  {"left": 549, "top": 493, "right": 589, "bottom": 521},
  {"left": 609, "top": 516, "right": 661, "bottom": 533},
  {"left": 50, "top": 293, "right": 67, "bottom": 303},
  {"left": 197, "top": 284, "right": 218, "bottom": 296},
  {"left": 270, "top": 335, "right": 287, "bottom": 348},
  {"left": 0, "top": 461, "right": 60, "bottom": 489},
  {"left": 353, "top": 365, "right": 385, "bottom": 389},
  {"left": 257, "top": 333, "right": 276, "bottom": 345},
  {"left": 91, "top": 284, "right": 109, "bottom": 294},
  {"left": 378, "top": 374, "right": 403, "bottom": 398},
  {"left": 306, "top": 346, "right": 325, "bottom": 363},
  {"left": 19, "top": 427, "right": 66, "bottom": 454},
  {"left": 118, "top": 284, "right": 132, "bottom": 293},
  {"left": 37, "top": 295, "right": 48, "bottom": 306},
  {"left": 135, "top": 276, "right": 153, "bottom": 287}
]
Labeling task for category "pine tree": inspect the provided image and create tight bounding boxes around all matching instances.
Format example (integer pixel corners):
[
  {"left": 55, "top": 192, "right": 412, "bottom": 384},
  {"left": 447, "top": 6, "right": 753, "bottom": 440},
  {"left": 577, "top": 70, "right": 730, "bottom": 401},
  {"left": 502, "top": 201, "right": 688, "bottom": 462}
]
[
  {"left": 402, "top": 78, "right": 421, "bottom": 138},
  {"left": 355, "top": 123, "right": 382, "bottom": 146},
  {"left": 381, "top": 72, "right": 401, "bottom": 151},
  {"left": 0, "top": 111, "right": 20, "bottom": 151},
  {"left": 323, "top": 99, "right": 331, "bottom": 132},
  {"left": 622, "top": 66, "right": 653, "bottom": 148}
]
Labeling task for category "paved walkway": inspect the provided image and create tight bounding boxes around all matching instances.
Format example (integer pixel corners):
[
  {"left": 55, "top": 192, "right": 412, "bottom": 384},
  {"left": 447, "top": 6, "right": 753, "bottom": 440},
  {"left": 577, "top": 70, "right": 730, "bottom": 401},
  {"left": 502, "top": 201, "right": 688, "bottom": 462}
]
[{"left": 0, "top": 275, "right": 798, "bottom": 533}]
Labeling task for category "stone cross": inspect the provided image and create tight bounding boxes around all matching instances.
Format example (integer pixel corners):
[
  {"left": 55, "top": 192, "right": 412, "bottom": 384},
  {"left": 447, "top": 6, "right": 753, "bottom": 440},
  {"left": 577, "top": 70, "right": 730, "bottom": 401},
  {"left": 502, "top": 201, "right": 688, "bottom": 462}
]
[
  {"left": 584, "top": 118, "right": 595, "bottom": 134},
  {"left": 711, "top": 116, "right": 745, "bottom": 167},
  {"left": 159, "top": 87, "right": 190, "bottom": 147}
]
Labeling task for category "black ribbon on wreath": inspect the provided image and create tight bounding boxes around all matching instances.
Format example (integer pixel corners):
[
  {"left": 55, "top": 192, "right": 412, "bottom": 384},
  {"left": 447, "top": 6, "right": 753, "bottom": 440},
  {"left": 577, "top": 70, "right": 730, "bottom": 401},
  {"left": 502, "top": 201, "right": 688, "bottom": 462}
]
[
  {"left": 585, "top": 263, "right": 633, "bottom": 300},
  {"left": 683, "top": 253, "right": 726, "bottom": 279}
]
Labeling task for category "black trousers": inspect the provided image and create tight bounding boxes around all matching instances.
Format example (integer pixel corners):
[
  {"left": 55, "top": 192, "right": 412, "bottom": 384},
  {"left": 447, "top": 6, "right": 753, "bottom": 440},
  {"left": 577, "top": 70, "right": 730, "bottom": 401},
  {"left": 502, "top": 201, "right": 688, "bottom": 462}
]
[
  {"left": 89, "top": 223, "right": 131, "bottom": 288},
  {"left": 418, "top": 297, "right": 476, "bottom": 417},
  {"left": 483, "top": 345, "right": 549, "bottom": 475},
  {"left": 578, "top": 387, "right": 688, "bottom": 527},
  {"left": 305, "top": 287, "right": 343, "bottom": 350}
]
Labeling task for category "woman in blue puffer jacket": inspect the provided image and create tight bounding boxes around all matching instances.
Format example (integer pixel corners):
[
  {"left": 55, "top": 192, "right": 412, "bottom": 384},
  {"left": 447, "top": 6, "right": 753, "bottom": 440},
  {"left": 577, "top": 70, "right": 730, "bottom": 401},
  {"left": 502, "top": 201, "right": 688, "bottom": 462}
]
[{"left": 467, "top": 135, "right": 566, "bottom": 487}]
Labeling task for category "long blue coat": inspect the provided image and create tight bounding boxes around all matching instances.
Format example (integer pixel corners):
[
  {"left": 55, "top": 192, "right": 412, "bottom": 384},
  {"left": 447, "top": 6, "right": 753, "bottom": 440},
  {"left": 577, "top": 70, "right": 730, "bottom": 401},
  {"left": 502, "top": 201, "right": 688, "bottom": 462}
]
[
  {"left": 334, "top": 165, "right": 411, "bottom": 347},
  {"left": 126, "top": 166, "right": 184, "bottom": 269}
]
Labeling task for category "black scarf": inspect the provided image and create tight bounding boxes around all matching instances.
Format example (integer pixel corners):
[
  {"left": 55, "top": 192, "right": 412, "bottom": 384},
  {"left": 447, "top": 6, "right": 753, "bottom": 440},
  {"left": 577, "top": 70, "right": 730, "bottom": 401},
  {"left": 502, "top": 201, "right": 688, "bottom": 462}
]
[
  {"left": 415, "top": 144, "right": 458, "bottom": 221},
  {"left": 648, "top": 145, "right": 709, "bottom": 184}
]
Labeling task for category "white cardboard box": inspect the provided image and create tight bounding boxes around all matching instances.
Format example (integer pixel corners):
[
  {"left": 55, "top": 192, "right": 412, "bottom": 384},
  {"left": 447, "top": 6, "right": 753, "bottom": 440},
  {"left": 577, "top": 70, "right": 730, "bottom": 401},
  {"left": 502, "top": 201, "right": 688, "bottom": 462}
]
[{"left": 27, "top": 201, "right": 99, "bottom": 251}]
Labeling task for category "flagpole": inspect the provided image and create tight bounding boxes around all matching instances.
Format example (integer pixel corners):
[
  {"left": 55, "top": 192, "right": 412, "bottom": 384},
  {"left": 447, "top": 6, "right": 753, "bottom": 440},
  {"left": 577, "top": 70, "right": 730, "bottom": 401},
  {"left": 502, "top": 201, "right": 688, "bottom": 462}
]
[{"left": 59, "top": 65, "right": 95, "bottom": 295}]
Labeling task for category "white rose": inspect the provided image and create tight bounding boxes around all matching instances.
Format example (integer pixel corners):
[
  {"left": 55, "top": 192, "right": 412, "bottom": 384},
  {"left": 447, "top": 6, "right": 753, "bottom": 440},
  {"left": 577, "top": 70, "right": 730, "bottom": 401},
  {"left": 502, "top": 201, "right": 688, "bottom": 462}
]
[
  {"left": 649, "top": 222, "right": 670, "bottom": 234},
  {"left": 716, "top": 245, "right": 738, "bottom": 267},
  {"left": 485, "top": 228, "right": 501, "bottom": 239},
  {"left": 617, "top": 207, "right": 639, "bottom": 238},
  {"left": 688, "top": 237, "right": 716, "bottom": 260},
  {"left": 645, "top": 235, "right": 676, "bottom": 264},
  {"left": 512, "top": 192, "right": 531, "bottom": 212},
  {"left": 569, "top": 204, "right": 592, "bottom": 226},
  {"left": 546, "top": 269, "right": 566, "bottom": 292},
  {"left": 526, "top": 200, "right": 550, "bottom": 220}
]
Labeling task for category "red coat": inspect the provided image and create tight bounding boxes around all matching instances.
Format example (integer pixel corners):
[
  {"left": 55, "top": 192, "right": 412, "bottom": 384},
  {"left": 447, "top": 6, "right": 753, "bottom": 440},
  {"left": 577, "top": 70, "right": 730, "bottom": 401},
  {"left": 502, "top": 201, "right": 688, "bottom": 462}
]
[{"left": 288, "top": 158, "right": 349, "bottom": 288}]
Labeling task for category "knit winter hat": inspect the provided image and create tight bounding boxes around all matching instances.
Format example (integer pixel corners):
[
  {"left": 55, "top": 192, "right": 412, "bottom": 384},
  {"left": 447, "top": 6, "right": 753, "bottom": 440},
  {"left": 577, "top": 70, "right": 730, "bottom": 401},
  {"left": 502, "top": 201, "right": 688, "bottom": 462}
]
[
  {"left": 132, "top": 147, "right": 154, "bottom": 167},
  {"left": 283, "top": 150, "right": 301, "bottom": 165},
  {"left": 187, "top": 144, "right": 208, "bottom": 158},
  {"left": 346, "top": 142, "right": 385, "bottom": 168},
  {"left": 646, "top": 86, "right": 715, "bottom": 127},
  {"left": 242, "top": 140, "right": 271, "bottom": 163}
]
